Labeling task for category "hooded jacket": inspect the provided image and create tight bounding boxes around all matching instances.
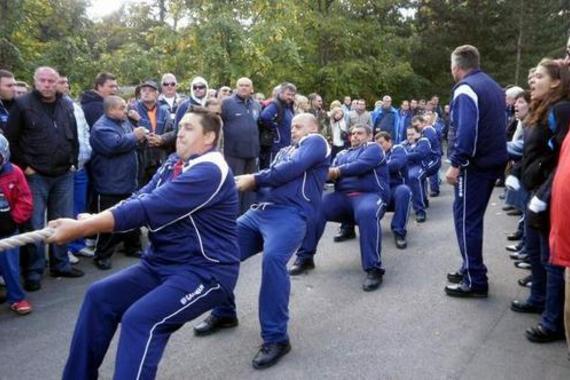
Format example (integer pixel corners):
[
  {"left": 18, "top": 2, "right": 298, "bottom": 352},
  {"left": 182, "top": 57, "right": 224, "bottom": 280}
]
[
  {"left": 80, "top": 90, "right": 105, "bottom": 128},
  {"left": 0, "top": 135, "right": 33, "bottom": 226},
  {"left": 174, "top": 77, "right": 209, "bottom": 128}
]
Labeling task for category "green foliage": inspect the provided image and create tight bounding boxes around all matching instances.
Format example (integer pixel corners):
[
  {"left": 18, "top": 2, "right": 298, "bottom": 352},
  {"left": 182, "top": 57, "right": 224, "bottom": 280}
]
[{"left": 1, "top": 0, "right": 568, "bottom": 104}]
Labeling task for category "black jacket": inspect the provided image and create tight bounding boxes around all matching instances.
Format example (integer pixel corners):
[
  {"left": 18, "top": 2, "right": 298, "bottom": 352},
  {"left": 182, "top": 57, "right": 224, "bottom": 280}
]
[
  {"left": 5, "top": 90, "right": 79, "bottom": 176},
  {"left": 80, "top": 90, "right": 104, "bottom": 128}
]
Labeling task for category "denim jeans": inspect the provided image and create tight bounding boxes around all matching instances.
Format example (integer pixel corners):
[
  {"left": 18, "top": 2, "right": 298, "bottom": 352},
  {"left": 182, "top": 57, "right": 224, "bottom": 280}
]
[
  {"left": 68, "top": 168, "right": 89, "bottom": 253},
  {"left": 24, "top": 171, "right": 74, "bottom": 280}
]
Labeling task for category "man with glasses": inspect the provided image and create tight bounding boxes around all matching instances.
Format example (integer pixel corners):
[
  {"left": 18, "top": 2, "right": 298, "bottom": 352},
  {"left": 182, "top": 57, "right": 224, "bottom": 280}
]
[
  {"left": 174, "top": 76, "right": 209, "bottom": 128},
  {"left": 158, "top": 73, "right": 186, "bottom": 121}
]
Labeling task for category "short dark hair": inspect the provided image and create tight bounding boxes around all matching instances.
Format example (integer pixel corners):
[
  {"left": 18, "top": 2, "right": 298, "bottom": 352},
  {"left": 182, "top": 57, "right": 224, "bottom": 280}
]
[
  {"left": 0, "top": 69, "right": 14, "bottom": 81},
  {"left": 375, "top": 131, "right": 392, "bottom": 141},
  {"left": 411, "top": 115, "right": 425, "bottom": 125},
  {"left": 451, "top": 45, "right": 480, "bottom": 70},
  {"left": 351, "top": 123, "right": 371, "bottom": 135},
  {"left": 94, "top": 72, "right": 116, "bottom": 90},
  {"left": 183, "top": 106, "right": 223, "bottom": 146},
  {"left": 407, "top": 124, "right": 421, "bottom": 133}
]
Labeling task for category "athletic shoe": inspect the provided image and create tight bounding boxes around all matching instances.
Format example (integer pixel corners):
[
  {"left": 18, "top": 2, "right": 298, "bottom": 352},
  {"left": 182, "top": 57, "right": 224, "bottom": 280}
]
[
  {"left": 67, "top": 251, "right": 80, "bottom": 264},
  {"left": 10, "top": 300, "right": 32, "bottom": 315}
]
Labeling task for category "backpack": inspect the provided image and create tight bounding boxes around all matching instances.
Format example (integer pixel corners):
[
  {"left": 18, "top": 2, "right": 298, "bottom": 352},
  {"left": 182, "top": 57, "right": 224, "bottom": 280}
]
[{"left": 259, "top": 99, "right": 284, "bottom": 148}]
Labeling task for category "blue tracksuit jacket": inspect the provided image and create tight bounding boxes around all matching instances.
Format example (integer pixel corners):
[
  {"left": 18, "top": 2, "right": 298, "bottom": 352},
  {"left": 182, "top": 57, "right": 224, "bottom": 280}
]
[
  {"left": 334, "top": 142, "right": 390, "bottom": 203},
  {"left": 386, "top": 144, "right": 408, "bottom": 188},
  {"left": 254, "top": 133, "right": 330, "bottom": 218},
  {"left": 450, "top": 69, "right": 508, "bottom": 170}
]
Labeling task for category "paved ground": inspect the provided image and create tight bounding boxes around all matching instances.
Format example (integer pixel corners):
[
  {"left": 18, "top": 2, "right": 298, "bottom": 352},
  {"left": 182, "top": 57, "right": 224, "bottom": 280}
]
[{"left": 0, "top": 183, "right": 569, "bottom": 380}]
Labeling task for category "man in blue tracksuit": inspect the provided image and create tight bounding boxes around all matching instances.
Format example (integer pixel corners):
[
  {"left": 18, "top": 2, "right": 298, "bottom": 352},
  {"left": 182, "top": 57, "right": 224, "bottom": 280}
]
[
  {"left": 194, "top": 113, "right": 330, "bottom": 369},
  {"left": 375, "top": 131, "right": 412, "bottom": 249},
  {"left": 413, "top": 115, "right": 442, "bottom": 198},
  {"left": 444, "top": 45, "right": 508, "bottom": 298},
  {"left": 290, "top": 124, "right": 390, "bottom": 291},
  {"left": 402, "top": 124, "right": 432, "bottom": 223},
  {"left": 258, "top": 82, "right": 296, "bottom": 169},
  {"left": 48, "top": 110, "right": 240, "bottom": 379}
]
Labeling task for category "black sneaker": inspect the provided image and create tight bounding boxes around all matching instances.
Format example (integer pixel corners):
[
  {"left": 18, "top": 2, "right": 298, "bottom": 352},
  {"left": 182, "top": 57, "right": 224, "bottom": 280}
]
[
  {"left": 333, "top": 226, "right": 356, "bottom": 242},
  {"left": 446, "top": 271, "right": 463, "bottom": 284},
  {"left": 94, "top": 258, "right": 112, "bottom": 270},
  {"left": 444, "top": 282, "right": 488, "bottom": 298},
  {"left": 193, "top": 314, "right": 239, "bottom": 336},
  {"left": 415, "top": 212, "right": 426, "bottom": 223},
  {"left": 288, "top": 259, "right": 315, "bottom": 276},
  {"left": 252, "top": 342, "right": 291, "bottom": 369},
  {"left": 23, "top": 280, "right": 41, "bottom": 292},
  {"left": 362, "top": 268, "right": 384, "bottom": 291},
  {"left": 50, "top": 267, "right": 85, "bottom": 278},
  {"left": 394, "top": 234, "right": 407, "bottom": 249}
]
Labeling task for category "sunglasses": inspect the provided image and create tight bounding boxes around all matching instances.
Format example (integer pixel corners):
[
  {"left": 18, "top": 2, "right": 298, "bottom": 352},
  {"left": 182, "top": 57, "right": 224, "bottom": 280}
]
[
  {"left": 163, "top": 82, "right": 177, "bottom": 87},
  {"left": 193, "top": 85, "right": 206, "bottom": 90}
]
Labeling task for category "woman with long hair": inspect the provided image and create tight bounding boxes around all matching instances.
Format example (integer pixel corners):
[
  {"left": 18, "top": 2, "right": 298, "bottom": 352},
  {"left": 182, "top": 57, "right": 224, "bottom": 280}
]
[{"left": 510, "top": 58, "right": 570, "bottom": 343}]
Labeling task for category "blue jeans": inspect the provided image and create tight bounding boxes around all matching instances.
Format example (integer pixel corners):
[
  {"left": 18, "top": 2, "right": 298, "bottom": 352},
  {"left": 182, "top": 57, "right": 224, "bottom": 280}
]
[
  {"left": 526, "top": 223, "right": 546, "bottom": 307},
  {"left": 68, "top": 168, "right": 89, "bottom": 253},
  {"left": 25, "top": 171, "right": 74, "bottom": 280},
  {"left": 0, "top": 242, "right": 25, "bottom": 303}
]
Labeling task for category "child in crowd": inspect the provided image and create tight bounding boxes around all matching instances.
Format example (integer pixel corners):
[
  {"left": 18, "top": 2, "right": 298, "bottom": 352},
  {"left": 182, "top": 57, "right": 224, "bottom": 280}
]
[{"left": 0, "top": 134, "right": 33, "bottom": 315}]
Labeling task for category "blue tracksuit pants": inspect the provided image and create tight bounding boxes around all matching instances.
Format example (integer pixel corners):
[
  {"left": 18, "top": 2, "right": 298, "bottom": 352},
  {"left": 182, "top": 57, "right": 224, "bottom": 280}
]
[
  {"left": 408, "top": 165, "right": 427, "bottom": 215},
  {"left": 63, "top": 261, "right": 233, "bottom": 380},
  {"left": 297, "top": 192, "right": 386, "bottom": 272},
  {"left": 453, "top": 168, "right": 497, "bottom": 290},
  {"left": 387, "top": 184, "right": 412, "bottom": 238},
  {"left": 212, "top": 204, "right": 307, "bottom": 344}
]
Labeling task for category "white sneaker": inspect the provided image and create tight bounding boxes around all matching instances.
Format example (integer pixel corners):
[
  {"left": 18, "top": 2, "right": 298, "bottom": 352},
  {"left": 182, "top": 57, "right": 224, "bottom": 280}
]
[
  {"left": 85, "top": 238, "right": 96, "bottom": 249},
  {"left": 77, "top": 247, "right": 95, "bottom": 257},
  {"left": 67, "top": 251, "right": 80, "bottom": 264}
]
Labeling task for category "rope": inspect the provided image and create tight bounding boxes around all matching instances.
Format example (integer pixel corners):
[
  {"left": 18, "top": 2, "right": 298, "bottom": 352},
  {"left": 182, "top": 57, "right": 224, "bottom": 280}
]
[{"left": 0, "top": 228, "right": 55, "bottom": 252}]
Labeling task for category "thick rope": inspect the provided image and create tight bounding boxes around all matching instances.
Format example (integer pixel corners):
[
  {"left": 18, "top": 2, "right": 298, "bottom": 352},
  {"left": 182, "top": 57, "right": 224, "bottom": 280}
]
[{"left": 0, "top": 228, "right": 55, "bottom": 252}]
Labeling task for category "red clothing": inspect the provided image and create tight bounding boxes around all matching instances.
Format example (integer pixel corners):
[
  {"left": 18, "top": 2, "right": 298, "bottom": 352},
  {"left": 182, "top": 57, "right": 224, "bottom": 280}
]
[
  {"left": 0, "top": 163, "right": 33, "bottom": 224},
  {"left": 550, "top": 130, "right": 570, "bottom": 267}
]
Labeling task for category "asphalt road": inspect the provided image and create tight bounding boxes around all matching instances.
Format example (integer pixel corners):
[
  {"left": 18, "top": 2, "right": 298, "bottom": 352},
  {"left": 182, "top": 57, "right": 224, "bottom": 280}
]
[{"left": 0, "top": 183, "right": 569, "bottom": 379}]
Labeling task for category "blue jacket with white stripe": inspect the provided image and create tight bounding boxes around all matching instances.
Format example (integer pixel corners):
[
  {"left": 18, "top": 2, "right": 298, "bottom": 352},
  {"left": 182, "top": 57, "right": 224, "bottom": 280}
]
[
  {"left": 386, "top": 144, "right": 408, "bottom": 188},
  {"left": 334, "top": 142, "right": 390, "bottom": 202},
  {"left": 254, "top": 133, "right": 330, "bottom": 219},
  {"left": 402, "top": 138, "right": 431, "bottom": 169},
  {"left": 111, "top": 150, "right": 240, "bottom": 287},
  {"left": 450, "top": 69, "right": 508, "bottom": 171},
  {"left": 421, "top": 125, "right": 442, "bottom": 163}
]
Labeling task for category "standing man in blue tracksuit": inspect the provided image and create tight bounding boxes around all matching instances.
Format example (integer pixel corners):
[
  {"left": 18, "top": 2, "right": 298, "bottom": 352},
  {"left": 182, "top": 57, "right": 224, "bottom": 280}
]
[
  {"left": 193, "top": 113, "right": 330, "bottom": 369},
  {"left": 413, "top": 115, "right": 442, "bottom": 198},
  {"left": 289, "top": 124, "right": 390, "bottom": 291},
  {"left": 402, "top": 124, "right": 432, "bottom": 223},
  {"left": 444, "top": 45, "right": 508, "bottom": 298},
  {"left": 375, "top": 131, "right": 412, "bottom": 249},
  {"left": 48, "top": 109, "right": 240, "bottom": 379},
  {"left": 258, "top": 82, "right": 296, "bottom": 169}
]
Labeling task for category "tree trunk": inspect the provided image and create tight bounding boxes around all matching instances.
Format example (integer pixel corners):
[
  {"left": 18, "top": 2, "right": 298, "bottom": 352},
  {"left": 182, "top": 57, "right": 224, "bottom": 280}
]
[{"left": 514, "top": 0, "right": 524, "bottom": 85}]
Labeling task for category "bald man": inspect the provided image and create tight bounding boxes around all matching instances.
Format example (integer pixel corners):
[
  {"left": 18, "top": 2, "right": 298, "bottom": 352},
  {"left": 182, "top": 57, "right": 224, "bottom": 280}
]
[
  {"left": 5, "top": 66, "right": 82, "bottom": 289},
  {"left": 194, "top": 113, "right": 331, "bottom": 369},
  {"left": 89, "top": 96, "right": 147, "bottom": 270},
  {"left": 372, "top": 94, "right": 400, "bottom": 139},
  {"left": 221, "top": 77, "right": 262, "bottom": 213}
]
